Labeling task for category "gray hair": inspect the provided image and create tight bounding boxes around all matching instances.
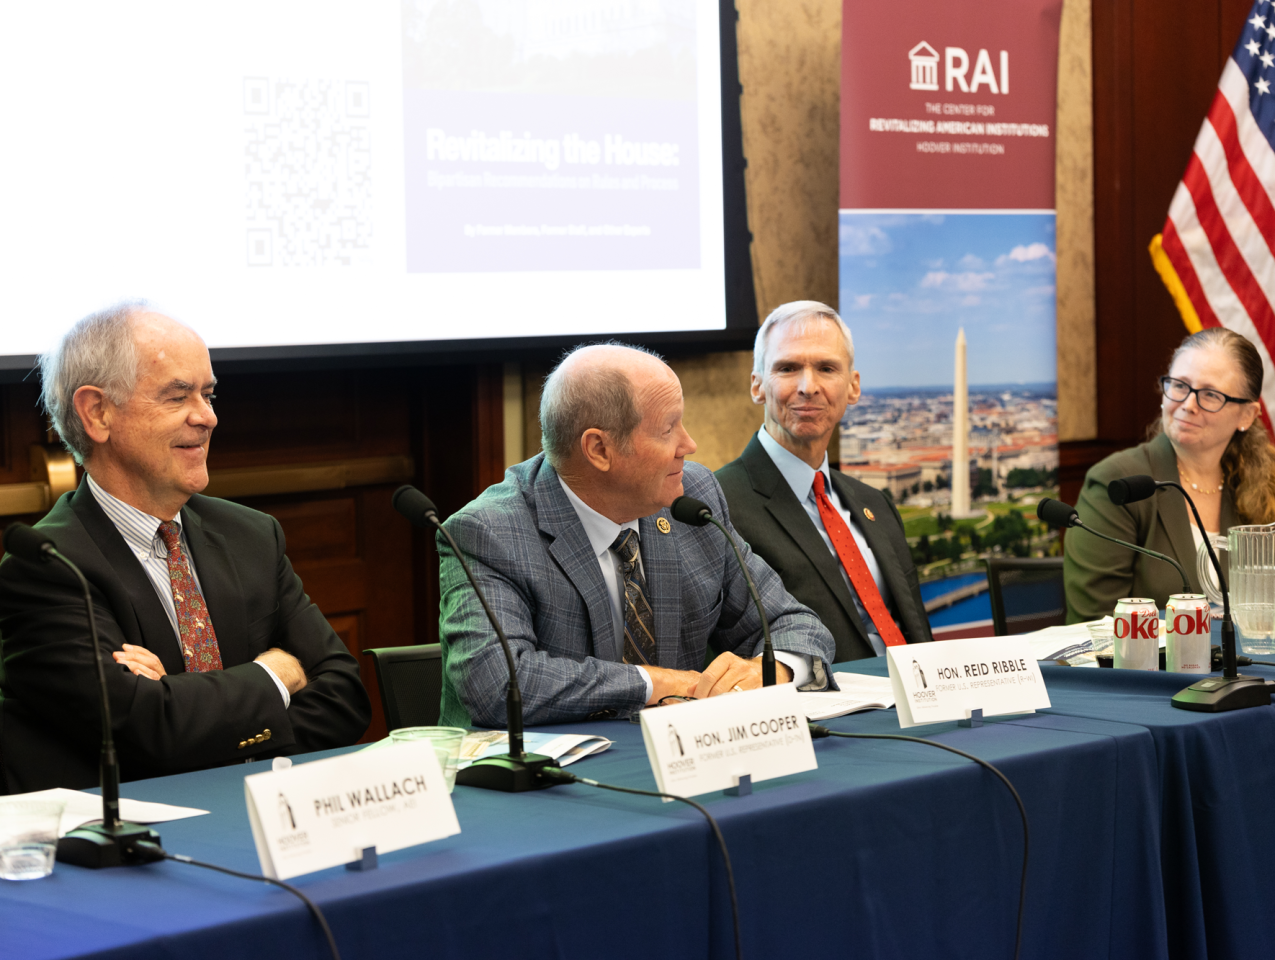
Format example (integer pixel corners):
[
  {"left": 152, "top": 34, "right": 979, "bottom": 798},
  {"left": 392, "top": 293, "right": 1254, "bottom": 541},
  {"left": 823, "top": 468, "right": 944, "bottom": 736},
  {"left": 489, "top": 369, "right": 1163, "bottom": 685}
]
[
  {"left": 753, "top": 300, "right": 855, "bottom": 375},
  {"left": 39, "top": 300, "right": 151, "bottom": 464},
  {"left": 539, "top": 342, "right": 663, "bottom": 468}
]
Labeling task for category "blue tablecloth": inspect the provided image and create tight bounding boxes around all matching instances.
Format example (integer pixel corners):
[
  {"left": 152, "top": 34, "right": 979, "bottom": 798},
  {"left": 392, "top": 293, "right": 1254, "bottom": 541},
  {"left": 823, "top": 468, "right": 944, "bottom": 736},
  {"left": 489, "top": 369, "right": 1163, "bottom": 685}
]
[
  {"left": 10, "top": 644, "right": 1275, "bottom": 960},
  {"left": 3, "top": 698, "right": 1171, "bottom": 960}
]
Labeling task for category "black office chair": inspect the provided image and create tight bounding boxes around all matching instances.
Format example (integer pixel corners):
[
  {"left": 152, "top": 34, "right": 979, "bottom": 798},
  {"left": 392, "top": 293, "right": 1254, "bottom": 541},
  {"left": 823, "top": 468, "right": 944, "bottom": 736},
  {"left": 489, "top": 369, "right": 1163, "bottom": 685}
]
[
  {"left": 986, "top": 557, "right": 1066, "bottom": 636},
  {"left": 361, "top": 644, "right": 444, "bottom": 731}
]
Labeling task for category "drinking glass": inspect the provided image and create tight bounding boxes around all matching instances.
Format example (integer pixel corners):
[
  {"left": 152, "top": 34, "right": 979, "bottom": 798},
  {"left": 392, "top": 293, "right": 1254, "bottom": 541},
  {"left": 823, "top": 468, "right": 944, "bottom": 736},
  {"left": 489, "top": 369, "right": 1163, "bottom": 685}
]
[
  {"left": 389, "top": 727, "right": 467, "bottom": 792},
  {"left": 0, "top": 799, "right": 66, "bottom": 881}
]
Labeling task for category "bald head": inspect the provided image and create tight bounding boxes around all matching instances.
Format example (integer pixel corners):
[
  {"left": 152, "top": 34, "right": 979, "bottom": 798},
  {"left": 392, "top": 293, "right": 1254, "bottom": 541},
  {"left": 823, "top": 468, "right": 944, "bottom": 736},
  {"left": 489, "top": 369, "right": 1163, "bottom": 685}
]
[{"left": 539, "top": 343, "right": 673, "bottom": 469}]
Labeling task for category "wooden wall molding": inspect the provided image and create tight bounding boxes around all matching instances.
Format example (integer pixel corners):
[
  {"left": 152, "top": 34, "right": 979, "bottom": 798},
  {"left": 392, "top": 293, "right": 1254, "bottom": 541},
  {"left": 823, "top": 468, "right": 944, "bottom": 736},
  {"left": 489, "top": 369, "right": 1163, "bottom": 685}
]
[{"left": 202, "top": 454, "right": 415, "bottom": 500}]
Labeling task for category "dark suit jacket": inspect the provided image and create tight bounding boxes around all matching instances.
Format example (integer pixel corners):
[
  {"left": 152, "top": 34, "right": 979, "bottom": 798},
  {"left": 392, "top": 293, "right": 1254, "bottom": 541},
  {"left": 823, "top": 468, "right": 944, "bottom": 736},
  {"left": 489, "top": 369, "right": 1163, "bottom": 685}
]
[
  {"left": 0, "top": 482, "right": 370, "bottom": 793},
  {"left": 716, "top": 434, "right": 934, "bottom": 663},
  {"left": 1064, "top": 432, "right": 1235, "bottom": 621},
  {"left": 437, "top": 456, "right": 836, "bottom": 728}
]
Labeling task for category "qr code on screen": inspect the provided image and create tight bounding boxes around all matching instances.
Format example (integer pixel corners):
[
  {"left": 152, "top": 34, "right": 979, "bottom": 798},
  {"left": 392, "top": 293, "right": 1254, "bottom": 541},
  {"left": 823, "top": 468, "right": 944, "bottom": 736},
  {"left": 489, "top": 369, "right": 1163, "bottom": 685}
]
[{"left": 244, "top": 77, "right": 373, "bottom": 267}]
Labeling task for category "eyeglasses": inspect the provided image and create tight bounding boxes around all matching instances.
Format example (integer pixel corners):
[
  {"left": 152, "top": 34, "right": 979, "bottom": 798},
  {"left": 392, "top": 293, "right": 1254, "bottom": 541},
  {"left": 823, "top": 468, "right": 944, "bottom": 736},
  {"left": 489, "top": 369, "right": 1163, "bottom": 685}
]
[{"left": 1159, "top": 376, "right": 1254, "bottom": 412}]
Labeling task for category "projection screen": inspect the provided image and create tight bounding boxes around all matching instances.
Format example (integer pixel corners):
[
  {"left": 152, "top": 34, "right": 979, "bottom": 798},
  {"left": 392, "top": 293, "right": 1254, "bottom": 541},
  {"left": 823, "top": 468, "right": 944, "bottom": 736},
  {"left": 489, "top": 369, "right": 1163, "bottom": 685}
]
[{"left": 0, "top": 0, "right": 753, "bottom": 371}]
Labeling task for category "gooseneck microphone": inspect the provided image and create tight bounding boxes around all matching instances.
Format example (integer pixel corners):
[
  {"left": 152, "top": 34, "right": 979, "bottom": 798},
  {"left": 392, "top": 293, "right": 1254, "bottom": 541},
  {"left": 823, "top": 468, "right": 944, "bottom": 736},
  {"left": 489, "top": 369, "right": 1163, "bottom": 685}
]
[
  {"left": 1105, "top": 475, "right": 1271, "bottom": 712},
  {"left": 1, "top": 523, "right": 162, "bottom": 867},
  {"left": 670, "top": 496, "right": 777, "bottom": 686},
  {"left": 1036, "top": 498, "right": 1190, "bottom": 593},
  {"left": 391, "top": 485, "right": 556, "bottom": 791}
]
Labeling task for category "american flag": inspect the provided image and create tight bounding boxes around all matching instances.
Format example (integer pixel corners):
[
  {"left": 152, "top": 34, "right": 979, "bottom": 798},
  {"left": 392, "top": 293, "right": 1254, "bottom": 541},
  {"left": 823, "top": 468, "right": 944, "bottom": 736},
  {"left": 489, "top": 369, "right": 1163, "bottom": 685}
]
[{"left": 1151, "top": 0, "right": 1275, "bottom": 430}]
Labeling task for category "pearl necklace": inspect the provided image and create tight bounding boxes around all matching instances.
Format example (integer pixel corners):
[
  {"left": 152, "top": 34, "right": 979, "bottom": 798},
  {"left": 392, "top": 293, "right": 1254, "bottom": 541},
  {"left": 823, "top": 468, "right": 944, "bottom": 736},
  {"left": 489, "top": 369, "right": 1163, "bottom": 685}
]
[{"left": 1177, "top": 462, "right": 1224, "bottom": 495}]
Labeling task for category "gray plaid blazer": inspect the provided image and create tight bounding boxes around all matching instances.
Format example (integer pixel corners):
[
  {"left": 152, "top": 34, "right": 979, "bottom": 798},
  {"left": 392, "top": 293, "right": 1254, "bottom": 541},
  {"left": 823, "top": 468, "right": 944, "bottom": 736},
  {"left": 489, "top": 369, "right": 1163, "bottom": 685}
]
[{"left": 438, "top": 455, "right": 835, "bottom": 727}]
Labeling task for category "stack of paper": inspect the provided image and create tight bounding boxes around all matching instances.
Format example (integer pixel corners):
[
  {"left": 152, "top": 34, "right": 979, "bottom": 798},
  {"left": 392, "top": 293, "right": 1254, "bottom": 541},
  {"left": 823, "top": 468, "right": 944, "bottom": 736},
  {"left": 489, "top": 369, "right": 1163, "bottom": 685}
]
[
  {"left": 799, "top": 672, "right": 896, "bottom": 721},
  {"left": 13, "top": 787, "right": 208, "bottom": 838}
]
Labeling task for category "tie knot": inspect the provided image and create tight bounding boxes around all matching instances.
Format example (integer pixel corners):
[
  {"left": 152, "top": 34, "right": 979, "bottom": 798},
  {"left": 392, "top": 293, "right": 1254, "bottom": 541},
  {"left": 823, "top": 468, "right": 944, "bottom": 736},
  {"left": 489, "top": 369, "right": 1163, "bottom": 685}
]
[
  {"left": 157, "top": 520, "right": 181, "bottom": 551},
  {"left": 812, "top": 471, "right": 828, "bottom": 498},
  {"left": 610, "top": 528, "right": 640, "bottom": 565}
]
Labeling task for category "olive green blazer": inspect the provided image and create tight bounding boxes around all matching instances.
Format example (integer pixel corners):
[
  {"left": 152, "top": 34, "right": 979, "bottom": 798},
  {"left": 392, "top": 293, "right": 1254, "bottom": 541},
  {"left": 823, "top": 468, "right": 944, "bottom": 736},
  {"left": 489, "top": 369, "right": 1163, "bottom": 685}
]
[{"left": 1064, "top": 432, "right": 1237, "bottom": 622}]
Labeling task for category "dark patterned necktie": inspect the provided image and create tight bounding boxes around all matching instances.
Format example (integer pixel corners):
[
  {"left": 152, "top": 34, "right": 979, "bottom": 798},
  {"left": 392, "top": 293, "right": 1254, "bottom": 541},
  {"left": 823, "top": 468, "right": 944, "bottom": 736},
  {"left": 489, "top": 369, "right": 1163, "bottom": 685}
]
[
  {"left": 157, "top": 521, "right": 224, "bottom": 672},
  {"left": 610, "top": 529, "right": 657, "bottom": 666}
]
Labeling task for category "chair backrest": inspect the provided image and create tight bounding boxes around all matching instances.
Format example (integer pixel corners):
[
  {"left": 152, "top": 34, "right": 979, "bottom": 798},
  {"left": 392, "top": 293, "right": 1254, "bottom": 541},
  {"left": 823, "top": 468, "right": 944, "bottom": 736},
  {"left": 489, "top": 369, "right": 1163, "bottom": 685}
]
[
  {"left": 986, "top": 557, "right": 1066, "bottom": 636},
  {"left": 361, "top": 644, "right": 443, "bottom": 731}
]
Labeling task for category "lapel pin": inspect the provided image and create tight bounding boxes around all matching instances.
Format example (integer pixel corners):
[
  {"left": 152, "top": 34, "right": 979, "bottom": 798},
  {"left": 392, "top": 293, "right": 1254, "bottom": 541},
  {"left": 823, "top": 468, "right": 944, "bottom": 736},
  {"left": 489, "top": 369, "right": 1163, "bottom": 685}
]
[
  {"left": 656, "top": 517, "right": 671, "bottom": 534},
  {"left": 863, "top": 508, "right": 876, "bottom": 522}
]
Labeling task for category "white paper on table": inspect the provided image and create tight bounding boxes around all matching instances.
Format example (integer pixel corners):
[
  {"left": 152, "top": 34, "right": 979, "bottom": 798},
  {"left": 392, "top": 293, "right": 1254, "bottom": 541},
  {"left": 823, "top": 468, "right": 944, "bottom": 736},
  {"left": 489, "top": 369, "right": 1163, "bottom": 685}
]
[
  {"left": 799, "top": 672, "right": 896, "bottom": 721},
  {"left": 11, "top": 787, "right": 208, "bottom": 837}
]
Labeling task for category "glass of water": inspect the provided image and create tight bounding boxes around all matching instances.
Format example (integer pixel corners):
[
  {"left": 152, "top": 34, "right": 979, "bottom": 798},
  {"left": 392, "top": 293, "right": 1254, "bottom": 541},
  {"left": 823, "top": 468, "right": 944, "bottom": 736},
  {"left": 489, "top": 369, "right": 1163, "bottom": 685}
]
[
  {"left": 0, "top": 798, "right": 65, "bottom": 881},
  {"left": 1226, "top": 524, "right": 1275, "bottom": 656},
  {"left": 389, "top": 727, "right": 468, "bottom": 792}
]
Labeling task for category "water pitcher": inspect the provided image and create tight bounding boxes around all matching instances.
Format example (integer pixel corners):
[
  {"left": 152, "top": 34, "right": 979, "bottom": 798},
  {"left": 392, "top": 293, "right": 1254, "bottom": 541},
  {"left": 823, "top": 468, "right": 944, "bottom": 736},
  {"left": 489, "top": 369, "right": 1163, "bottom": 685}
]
[{"left": 1198, "top": 523, "right": 1275, "bottom": 654}]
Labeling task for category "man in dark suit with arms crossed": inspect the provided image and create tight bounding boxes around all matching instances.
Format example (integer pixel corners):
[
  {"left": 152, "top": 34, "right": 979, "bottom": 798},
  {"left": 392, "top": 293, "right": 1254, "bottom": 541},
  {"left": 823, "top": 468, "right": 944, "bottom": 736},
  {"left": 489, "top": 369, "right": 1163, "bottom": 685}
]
[
  {"left": 717, "top": 301, "right": 932, "bottom": 663},
  {"left": 0, "top": 302, "right": 370, "bottom": 793}
]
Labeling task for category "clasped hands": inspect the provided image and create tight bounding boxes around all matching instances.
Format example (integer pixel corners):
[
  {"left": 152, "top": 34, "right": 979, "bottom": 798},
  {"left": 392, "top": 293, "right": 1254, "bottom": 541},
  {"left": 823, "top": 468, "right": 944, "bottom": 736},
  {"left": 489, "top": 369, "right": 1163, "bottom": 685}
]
[
  {"left": 645, "top": 650, "right": 793, "bottom": 705},
  {"left": 112, "top": 644, "right": 309, "bottom": 694}
]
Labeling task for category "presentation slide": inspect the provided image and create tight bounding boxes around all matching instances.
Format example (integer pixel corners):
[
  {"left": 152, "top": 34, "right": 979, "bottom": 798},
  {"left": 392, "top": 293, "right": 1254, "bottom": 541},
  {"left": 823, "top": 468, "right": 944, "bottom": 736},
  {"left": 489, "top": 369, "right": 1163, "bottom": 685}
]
[{"left": 0, "top": 0, "right": 728, "bottom": 362}]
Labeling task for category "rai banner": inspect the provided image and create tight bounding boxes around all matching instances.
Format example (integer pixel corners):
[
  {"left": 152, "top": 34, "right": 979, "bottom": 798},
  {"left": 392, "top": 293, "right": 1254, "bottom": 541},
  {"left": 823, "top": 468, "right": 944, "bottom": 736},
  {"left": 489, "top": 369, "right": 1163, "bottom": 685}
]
[{"left": 839, "top": 1, "right": 1063, "bottom": 641}]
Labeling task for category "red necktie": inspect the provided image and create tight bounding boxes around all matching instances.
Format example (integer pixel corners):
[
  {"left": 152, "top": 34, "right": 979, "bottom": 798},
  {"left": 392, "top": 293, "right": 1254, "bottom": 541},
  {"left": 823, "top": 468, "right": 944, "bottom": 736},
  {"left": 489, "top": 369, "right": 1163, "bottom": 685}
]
[
  {"left": 812, "top": 472, "right": 907, "bottom": 647},
  {"left": 158, "top": 521, "right": 224, "bottom": 672}
]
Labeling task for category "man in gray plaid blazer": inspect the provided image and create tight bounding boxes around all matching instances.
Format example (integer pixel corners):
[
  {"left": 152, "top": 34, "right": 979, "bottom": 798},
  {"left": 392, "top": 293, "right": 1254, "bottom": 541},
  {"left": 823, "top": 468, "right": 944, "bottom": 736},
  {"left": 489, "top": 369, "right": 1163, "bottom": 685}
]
[{"left": 438, "top": 344, "right": 836, "bottom": 727}]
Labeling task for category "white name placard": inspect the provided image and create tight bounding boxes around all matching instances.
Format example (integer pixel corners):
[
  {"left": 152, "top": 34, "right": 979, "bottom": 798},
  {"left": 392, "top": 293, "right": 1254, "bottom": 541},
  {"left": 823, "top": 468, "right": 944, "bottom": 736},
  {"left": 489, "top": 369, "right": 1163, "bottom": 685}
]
[
  {"left": 887, "top": 637, "right": 1051, "bottom": 728},
  {"left": 639, "top": 683, "right": 817, "bottom": 798},
  {"left": 244, "top": 742, "right": 460, "bottom": 880}
]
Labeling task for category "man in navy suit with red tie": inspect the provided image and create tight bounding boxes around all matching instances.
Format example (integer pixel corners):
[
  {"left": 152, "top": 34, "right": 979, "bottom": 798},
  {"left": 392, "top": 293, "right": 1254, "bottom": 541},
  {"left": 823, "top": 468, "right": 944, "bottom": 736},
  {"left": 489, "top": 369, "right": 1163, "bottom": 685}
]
[{"left": 716, "top": 301, "right": 933, "bottom": 663}]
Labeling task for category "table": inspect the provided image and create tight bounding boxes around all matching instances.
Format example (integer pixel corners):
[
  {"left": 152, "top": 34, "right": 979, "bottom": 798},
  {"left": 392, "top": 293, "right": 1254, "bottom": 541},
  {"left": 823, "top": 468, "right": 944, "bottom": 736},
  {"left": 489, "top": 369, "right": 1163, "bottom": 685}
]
[
  {"left": 3, "top": 695, "right": 1171, "bottom": 960},
  {"left": 1040, "top": 662, "right": 1275, "bottom": 960}
]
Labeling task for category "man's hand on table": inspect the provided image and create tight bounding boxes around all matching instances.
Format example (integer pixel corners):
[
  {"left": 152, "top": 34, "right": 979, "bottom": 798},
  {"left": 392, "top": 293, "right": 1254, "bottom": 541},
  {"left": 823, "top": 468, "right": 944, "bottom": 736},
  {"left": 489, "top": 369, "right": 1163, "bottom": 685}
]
[
  {"left": 645, "top": 665, "right": 701, "bottom": 704},
  {"left": 694, "top": 651, "right": 793, "bottom": 699}
]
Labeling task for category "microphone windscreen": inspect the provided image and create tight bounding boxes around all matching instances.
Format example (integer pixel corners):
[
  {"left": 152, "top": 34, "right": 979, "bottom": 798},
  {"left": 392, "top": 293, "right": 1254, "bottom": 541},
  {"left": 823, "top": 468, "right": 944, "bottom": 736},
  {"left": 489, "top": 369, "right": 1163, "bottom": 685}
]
[
  {"left": 392, "top": 485, "right": 439, "bottom": 528},
  {"left": 1107, "top": 475, "right": 1157, "bottom": 506},
  {"left": 1037, "top": 498, "right": 1079, "bottom": 530},
  {"left": 2, "top": 523, "right": 55, "bottom": 561},
  {"left": 670, "top": 496, "right": 712, "bottom": 527}
]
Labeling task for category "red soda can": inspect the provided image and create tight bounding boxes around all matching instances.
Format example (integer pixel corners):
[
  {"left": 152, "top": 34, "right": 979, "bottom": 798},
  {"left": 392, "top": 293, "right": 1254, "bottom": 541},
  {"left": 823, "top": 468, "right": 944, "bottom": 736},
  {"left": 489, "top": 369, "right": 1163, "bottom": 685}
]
[
  {"left": 1113, "top": 598, "right": 1159, "bottom": 671},
  {"left": 1166, "top": 594, "right": 1211, "bottom": 674}
]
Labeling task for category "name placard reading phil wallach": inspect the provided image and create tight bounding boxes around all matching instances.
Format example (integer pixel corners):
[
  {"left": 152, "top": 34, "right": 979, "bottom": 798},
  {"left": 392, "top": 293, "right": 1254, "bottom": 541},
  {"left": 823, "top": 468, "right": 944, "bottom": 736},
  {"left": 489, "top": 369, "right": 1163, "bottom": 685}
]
[{"left": 315, "top": 774, "right": 430, "bottom": 816}]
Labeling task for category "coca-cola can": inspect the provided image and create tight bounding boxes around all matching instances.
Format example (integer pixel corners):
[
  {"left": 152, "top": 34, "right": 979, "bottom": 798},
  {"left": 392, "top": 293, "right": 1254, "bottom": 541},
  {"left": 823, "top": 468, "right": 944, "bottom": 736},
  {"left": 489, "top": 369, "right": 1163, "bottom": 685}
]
[
  {"left": 1166, "top": 593, "right": 1212, "bottom": 674},
  {"left": 1113, "top": 598, "right": 1160, "bottom": 671}
]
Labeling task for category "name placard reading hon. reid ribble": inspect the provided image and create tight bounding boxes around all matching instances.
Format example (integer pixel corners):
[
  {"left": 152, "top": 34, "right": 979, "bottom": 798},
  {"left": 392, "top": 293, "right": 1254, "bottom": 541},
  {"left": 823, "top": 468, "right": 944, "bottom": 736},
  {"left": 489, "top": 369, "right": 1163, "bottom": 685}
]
[
  {"left": 640, "top": 683, "right": 817, "bottom": 799},
  {"left": 244, "top": 742, "right": 460, "bottom": 880},
  {"left": 887, "top": 636, "right": 1051, "bottom": 728}
]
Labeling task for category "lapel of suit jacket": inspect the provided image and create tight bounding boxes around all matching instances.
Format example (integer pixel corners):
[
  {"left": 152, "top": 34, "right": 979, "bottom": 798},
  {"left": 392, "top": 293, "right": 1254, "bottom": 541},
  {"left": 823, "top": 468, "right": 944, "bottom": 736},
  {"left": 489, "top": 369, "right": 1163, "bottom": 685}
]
[
  {"left": 69, "top": 480, "right": 186, "bottom": 675},
  {"left": 535, "top": 463, "right": 619, "bottom": 661},
  {"left": 638, "top": 510, "right": 681, "bottom": 667},
  {"left": 1148, "top": 432, "right": 1197, "bottom": 585},
  {"left": 181, "top": 498, "right": 251, "bottom": 669},
  {"left": 742, "top": 435, "right": 872, "bottom": 642}
]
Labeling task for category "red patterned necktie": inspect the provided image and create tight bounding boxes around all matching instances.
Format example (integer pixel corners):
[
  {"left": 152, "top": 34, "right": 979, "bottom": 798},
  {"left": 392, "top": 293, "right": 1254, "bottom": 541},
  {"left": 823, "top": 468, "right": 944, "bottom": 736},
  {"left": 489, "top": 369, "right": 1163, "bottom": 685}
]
[
  {"left": 157, "top": 521, "right": 223, "bottom": 672},
  {"left": 812, "top": 472, "right": 907, "bottom": 647}
]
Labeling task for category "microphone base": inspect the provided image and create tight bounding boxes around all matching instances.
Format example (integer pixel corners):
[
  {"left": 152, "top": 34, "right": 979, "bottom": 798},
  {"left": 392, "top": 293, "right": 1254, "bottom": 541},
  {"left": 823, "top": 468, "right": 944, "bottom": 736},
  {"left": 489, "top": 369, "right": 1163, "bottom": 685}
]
[
  {"left": 56, "top": 821, "right": 163, "bottom": 869},
  {"left": 1171, "top": 674, "right": 1272, "bottom": 712},
  {"left": 453, "top": 752, "right": 559, "bottom": 792}
]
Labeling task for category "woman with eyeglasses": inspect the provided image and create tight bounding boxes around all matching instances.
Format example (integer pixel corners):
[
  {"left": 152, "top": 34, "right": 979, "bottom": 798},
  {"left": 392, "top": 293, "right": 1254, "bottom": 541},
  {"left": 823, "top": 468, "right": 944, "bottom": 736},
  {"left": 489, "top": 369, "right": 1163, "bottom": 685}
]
[{"left": 1064, "top": 327, "right": 1275, "bottom": 622}]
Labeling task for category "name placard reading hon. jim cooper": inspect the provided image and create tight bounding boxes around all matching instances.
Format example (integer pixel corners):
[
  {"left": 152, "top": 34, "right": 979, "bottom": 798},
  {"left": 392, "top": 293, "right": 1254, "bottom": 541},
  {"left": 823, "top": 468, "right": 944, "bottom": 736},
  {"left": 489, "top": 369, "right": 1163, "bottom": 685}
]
[
  {"left": 640, "top": 683, "right": 817, "bottom": 798},
  {"left": 887, "top": 636, "right": 1051, "bottom": 728},
  {"left": 244, "top": 742, "right": 460, "bottom": 880}
]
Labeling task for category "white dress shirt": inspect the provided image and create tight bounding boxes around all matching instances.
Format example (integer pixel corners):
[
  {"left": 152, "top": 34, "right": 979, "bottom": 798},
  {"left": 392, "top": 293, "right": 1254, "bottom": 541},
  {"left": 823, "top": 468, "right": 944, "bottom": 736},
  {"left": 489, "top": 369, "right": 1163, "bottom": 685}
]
[
  {"left": 558, "top": 476, "right": 811, "bottom": 698},
  {"left": 756, "top": 427, "right": 899, "bottom": 656},
  {"left": 86, "top": 475, "right": 290, "bottom": 706}
]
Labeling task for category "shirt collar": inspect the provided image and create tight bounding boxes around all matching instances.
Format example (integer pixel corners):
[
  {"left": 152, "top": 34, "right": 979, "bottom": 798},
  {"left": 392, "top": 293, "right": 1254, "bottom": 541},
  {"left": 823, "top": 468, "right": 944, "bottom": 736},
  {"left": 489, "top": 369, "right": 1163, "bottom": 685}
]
[
  {"left": 756, "top": 426, "right": 832, "bottom": 504},
  {"left": 85, "top": 473, "right": 182, "bottom": 555},
  {"left": 558, "top": 476, "right": 640, "bottom": 559}
]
